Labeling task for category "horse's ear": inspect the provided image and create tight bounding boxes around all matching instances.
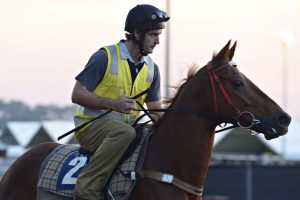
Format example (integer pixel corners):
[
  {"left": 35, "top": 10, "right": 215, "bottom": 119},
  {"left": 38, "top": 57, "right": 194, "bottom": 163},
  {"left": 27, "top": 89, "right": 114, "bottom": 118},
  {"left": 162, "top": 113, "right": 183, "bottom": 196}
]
[
  {"left": 213, "top": 40, "right": 231, "bottom": 62},
  {"left": 228, "top": 41, "right": 237, "bottom": 60}
]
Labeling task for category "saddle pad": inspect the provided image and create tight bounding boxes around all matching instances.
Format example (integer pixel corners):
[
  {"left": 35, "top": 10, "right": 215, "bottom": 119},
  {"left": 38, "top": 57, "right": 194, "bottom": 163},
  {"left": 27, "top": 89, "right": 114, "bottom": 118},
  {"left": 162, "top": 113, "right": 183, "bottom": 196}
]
[
  {"left": 37, "top": 144, "right": 91, "bottom": 196},
  {"left": 37, "top": 127, "right": 152, "bottom": 199}
]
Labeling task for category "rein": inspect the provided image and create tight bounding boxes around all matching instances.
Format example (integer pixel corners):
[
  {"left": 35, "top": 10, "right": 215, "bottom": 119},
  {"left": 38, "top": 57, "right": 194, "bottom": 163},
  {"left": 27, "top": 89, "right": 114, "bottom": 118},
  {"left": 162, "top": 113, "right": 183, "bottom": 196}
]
[
  {"left": 135, "top": 61, "right": 264, "bottom": 132},
  {"left": 134, "top": 108, "right": 262, "bottom": 133},
  {"left": 57, "top": 88, "right": 150, "bottom": 140}
]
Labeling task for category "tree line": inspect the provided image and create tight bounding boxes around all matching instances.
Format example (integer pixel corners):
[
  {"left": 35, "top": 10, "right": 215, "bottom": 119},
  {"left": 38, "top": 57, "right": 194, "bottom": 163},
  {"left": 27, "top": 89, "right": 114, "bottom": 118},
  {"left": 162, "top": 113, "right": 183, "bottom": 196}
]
[{"left": 0, "top": 100, "right": 77, "bottom": 130}]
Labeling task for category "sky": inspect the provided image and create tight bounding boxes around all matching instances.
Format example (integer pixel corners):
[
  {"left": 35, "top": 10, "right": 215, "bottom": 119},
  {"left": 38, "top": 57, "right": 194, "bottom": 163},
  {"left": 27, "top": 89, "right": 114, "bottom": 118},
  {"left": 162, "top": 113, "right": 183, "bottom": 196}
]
[{"left": 0, "top": 0, "right": 300, "bottom": 120}]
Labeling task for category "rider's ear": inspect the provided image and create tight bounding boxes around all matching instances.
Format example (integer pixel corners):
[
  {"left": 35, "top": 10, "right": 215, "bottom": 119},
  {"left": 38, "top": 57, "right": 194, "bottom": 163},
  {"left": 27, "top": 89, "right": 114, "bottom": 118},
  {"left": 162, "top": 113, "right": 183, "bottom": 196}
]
[
  {"left": 133, "top": 29, "right": 141, "bottom": 40},
  {"left": 228, "top": 41, "right": 237, "bottom": 60}
]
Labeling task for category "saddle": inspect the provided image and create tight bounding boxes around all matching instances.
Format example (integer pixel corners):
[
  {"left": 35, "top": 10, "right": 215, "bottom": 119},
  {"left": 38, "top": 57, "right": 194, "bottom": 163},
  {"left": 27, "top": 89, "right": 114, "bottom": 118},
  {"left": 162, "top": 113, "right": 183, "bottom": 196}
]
[{"left": 37, "top": 125, "right": 152, "bottom": 199}]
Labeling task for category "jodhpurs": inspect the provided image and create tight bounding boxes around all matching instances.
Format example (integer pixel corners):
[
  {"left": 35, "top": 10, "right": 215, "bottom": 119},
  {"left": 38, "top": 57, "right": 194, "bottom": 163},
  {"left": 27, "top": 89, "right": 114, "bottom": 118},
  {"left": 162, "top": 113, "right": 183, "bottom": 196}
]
[{"left": 74, "top": 117, "right": 135, "bottom": 200}]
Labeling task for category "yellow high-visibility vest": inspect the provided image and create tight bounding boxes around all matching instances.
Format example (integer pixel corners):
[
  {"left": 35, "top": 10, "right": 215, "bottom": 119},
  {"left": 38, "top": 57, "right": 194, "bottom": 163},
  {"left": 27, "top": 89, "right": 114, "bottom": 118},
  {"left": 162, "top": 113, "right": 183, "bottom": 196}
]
[{"left": 74, "top": 43, "right": 154, "bottom": 128}]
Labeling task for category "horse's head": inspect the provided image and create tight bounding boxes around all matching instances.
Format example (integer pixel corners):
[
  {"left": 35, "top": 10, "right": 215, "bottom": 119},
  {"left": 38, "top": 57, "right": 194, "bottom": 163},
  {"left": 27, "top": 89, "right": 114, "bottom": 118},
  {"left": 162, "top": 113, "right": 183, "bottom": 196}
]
[{"left": 200, "top": 40, "right": 291, "bottom": 140}]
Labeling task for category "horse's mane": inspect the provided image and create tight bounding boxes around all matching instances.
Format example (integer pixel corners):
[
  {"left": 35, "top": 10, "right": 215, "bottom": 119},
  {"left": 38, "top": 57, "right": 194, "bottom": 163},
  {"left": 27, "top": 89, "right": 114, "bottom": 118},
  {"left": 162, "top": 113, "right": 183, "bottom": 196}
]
[{"left": 163, "top": 64, "right": 199, "bottom": 105}]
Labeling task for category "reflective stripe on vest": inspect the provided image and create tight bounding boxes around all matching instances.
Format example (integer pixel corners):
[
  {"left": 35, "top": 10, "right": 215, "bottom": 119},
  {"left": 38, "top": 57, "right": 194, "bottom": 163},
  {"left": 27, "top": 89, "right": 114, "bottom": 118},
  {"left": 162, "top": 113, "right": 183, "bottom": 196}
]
[
  {"left": 108, "top": 45, "right": 118, "bottom": 75},
  {"left": 144, "top": 55, "right": 154, "bottom": 83}
]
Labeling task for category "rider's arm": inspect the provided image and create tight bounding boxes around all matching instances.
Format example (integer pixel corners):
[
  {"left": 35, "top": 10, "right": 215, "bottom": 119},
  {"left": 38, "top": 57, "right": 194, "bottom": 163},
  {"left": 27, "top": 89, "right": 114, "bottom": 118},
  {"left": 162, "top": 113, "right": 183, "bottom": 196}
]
[
  {"left": 72, "top": 81, "right": 113, "bottom": 110},
  {"left": 72, "top": 81, "right": 135, "bottom": 114}
]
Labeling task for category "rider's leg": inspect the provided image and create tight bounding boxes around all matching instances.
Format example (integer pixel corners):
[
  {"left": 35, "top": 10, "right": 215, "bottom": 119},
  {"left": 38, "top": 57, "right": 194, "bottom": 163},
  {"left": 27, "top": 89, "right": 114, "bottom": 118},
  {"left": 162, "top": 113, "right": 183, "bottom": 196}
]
[{"left": 74, "top": 117, "right": 135, "bottom": 200}]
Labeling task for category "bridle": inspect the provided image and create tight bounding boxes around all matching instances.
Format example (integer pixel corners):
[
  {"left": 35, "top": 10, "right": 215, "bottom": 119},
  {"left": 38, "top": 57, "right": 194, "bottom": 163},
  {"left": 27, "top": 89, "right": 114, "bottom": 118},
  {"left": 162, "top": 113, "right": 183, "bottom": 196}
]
[
  {"left": 206, "top": 61, "right": 262, "bottom": 132},
  {"left": 134, "top": 61, "right": 263, "bottom": 133},
  {"left": 207, "top": 61, "right": 240, "bottom": 115}
]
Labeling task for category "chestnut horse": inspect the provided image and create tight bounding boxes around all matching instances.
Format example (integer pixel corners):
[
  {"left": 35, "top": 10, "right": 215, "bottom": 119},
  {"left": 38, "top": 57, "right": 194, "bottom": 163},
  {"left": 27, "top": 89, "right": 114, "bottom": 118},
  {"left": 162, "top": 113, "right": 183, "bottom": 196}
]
[{"left": 0, "top": 41, "right": 291, "bottom": 200}]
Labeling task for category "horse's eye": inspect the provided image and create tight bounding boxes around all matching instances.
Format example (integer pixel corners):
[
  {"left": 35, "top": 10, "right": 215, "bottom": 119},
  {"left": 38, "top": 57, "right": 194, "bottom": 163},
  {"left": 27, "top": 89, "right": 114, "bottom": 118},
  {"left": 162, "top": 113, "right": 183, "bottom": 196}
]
[{"left": 232, "top": 80, "right": 244, "bottom": 86}]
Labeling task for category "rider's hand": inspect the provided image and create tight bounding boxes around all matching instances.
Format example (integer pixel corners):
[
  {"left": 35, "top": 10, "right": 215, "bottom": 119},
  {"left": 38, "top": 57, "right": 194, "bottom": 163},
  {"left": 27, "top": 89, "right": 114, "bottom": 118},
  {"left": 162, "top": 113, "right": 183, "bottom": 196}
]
[{"left": 109, "top": 96, "right": 136, "bottom": 114}]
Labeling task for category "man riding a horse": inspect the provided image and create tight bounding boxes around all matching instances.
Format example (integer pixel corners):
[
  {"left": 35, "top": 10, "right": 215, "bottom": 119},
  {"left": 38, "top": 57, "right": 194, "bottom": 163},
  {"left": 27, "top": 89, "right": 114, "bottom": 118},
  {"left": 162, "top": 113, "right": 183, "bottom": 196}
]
[
  {"left": 0, "top": 7, "right": 291, "bottom": 199},
  {"left": 71, "top": 4, "right": 169, "bottom": 200}
]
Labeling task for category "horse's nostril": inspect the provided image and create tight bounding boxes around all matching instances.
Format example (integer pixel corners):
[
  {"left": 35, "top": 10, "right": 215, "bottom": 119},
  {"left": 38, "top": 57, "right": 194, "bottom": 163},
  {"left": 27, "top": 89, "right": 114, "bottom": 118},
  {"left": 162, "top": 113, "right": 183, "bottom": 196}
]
[{"left": 277, "top": 112, "right": 291, "bottom": 128}]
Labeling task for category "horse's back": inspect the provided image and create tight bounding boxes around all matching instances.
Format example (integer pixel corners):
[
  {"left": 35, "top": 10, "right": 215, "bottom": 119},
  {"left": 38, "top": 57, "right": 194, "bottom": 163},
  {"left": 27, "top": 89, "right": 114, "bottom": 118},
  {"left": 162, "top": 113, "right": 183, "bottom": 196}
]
[{"left": 0, "top": 142, "right": 60, "bottom": 200}]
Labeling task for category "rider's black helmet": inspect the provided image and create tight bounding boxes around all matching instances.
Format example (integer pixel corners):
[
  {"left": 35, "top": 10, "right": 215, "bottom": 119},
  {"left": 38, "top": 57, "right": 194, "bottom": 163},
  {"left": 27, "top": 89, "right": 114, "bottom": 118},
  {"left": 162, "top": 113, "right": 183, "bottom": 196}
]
[{"left": 125, "top": 4, "right": 170, "bottom": 33}]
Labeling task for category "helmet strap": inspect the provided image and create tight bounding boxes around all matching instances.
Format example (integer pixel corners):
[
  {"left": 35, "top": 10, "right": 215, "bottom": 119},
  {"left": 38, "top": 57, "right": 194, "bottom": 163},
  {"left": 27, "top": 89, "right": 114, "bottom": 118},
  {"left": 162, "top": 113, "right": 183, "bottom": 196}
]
[
  {"left": 131, "top": 31, "right": 148, "bottom": 56},
  {"left": 139, "top": 32, "right": 148, "bottom": 56}
]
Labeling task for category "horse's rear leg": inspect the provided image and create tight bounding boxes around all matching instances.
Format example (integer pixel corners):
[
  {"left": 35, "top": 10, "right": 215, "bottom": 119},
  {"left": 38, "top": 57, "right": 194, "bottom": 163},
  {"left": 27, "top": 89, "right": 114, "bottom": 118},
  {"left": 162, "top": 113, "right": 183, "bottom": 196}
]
[{"left": 0, "top": 142, "right": 60, "bottom": 200}]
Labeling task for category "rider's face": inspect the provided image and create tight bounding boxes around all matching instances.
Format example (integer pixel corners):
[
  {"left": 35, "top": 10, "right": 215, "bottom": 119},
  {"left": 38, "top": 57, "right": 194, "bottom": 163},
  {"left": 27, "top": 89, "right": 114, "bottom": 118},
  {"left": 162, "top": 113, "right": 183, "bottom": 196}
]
[{"left": 142, "top": 29, "right": 162, "bottom": 54}]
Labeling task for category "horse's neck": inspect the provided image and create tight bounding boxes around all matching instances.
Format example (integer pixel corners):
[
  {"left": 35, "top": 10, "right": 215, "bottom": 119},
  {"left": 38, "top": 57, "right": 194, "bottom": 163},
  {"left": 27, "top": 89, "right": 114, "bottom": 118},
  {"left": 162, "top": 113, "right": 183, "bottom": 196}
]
[
  {"left": 147, "top": 110, "right": 216, "bottom": 187},
  {"left": 144, "top": 73, "right": 217, "bottom": 189}
]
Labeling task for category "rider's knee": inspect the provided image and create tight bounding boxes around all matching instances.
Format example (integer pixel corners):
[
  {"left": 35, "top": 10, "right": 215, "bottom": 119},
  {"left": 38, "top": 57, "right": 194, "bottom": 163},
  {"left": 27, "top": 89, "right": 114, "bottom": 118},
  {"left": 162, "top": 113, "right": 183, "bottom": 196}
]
[{"left": 120, "top": 125, "right": 136, "bottom": 143}]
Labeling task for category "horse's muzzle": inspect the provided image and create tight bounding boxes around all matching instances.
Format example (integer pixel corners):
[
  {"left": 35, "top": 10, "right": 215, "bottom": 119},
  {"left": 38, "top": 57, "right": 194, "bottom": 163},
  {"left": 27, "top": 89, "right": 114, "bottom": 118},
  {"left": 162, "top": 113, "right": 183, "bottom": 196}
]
[
  {"left": 266, "top": 112, "right": 291, "bottom": 140},
  {"left": 252, "top": 112, "right": 291, "bottom": 140},
  {"left": 275, "top": 112, "right": 291, "bottom": 134}
]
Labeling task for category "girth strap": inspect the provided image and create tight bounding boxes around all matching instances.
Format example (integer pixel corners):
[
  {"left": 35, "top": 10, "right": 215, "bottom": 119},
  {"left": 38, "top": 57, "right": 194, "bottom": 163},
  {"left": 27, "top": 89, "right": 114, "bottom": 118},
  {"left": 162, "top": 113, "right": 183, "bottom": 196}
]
[{"left": 139, "top": 170, "right": 203, "bottom": 197}]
